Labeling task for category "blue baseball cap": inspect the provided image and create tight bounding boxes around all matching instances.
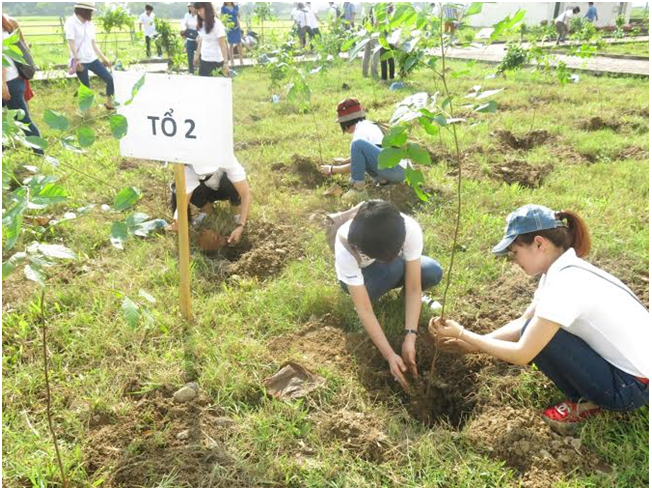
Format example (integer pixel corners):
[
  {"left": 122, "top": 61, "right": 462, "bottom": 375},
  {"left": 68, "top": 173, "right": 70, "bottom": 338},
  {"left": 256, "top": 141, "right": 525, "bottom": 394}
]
[{"left": 492, "top": 204, "right": 565, "bottom": 255}]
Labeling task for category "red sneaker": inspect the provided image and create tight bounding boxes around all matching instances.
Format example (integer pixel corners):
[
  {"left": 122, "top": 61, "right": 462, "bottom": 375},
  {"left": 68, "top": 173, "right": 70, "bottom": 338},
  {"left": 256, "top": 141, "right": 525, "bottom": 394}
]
[{"left": 541, "top": 401, "right": 602, "bottom": 435}]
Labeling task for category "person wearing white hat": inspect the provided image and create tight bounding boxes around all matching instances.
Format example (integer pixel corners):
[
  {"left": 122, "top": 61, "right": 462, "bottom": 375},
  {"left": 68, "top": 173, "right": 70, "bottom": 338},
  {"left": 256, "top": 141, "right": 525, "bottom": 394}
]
[{"left": 64, "top": 2, "right": 115, "bottom": 109}]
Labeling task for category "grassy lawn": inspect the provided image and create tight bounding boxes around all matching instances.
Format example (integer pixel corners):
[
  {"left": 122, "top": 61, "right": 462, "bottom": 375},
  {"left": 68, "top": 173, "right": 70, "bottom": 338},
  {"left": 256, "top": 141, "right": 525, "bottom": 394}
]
[
  {"left": 598, "top": 41, "right": 650, "bottom": 57},
  {"left": 2, "top": 56, "right": 649, "bottom": 487}
]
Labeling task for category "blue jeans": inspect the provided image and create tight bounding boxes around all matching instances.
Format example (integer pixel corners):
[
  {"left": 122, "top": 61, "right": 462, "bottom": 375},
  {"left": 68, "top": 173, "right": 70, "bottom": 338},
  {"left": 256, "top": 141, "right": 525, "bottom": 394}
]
[
  {"left": 76, "top": 59, "right": 114, "bottom": 97},
  {"left": 350, "top": 139, "right": 406, "bottom": 185},
  {"left": 186, "top": 40, "right": 197, "bottom": 74},
  {"left": 3, "top": 78, "right": 41, "bottom": 138},
  {"left": 522, "top": 320, "right": 649, "bottom": 411},
  {"left": 340, "top": 256, "right": 443, "bottom": 301}
]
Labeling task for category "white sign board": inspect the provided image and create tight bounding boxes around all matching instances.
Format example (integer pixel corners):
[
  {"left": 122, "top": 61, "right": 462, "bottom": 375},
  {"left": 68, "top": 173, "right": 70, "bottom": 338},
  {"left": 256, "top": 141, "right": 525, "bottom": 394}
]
[{"left": 114, "top": 72, "right": 233, "bottom": 175}]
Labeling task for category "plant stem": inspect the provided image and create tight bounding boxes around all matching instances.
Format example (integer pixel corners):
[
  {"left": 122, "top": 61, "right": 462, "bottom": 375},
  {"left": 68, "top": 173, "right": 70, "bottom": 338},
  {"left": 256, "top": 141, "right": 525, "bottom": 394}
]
[
  {"left": 39, "top": 289, "right": 68, "bottom": 488},
  {"left": 311, "top": 108, "right": 324, "bottom": 164},
  {"left": 427, "top": 15, "right": 465, "bottom": 398}
]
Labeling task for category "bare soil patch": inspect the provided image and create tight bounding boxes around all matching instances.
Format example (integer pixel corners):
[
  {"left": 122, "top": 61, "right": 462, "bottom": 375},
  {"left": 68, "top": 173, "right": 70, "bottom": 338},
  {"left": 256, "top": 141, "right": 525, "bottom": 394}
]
[
  {"left": 581, "top": 116, "right": 622, "bottom": 132},
  {"left": 492, "top": 160, "right": 553, "bottom": 188},
  {"left": 275, "top": 155, "right": 329, "bottom": 189},
  {"left": 84, "top": 390, "right": 249, "bottom": 487},
  {"left": 495, "top": 129, "right": 552, "bottom": 151}
]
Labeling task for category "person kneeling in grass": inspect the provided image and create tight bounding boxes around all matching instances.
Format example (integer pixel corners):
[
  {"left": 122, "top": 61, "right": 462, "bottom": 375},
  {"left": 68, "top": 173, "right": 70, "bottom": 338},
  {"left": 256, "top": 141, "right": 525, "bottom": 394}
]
[
  {"left": 320, "top": 99, "right": 407, "bottom": 197},
  {"left": 431, "top": 204, "right": 649, "bottom": 434},
  {"left": 333, "top": 200, "right": 443, "bottom": 389},
  {"left": 165, "top": 158, "right": 251, "bottom": 246}
]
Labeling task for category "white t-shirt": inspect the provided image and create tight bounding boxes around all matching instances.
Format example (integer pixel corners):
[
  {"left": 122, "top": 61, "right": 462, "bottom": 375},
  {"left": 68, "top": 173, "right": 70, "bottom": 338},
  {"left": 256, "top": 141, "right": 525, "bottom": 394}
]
[
  {"left": 64, "top": 15, "right": 97, "bottom": 64},
  {"left": 294, "top": 9, "right": 310, "bottom": 29},
  {"left": 534, "top": 248, "right": 650, "bottom": 379},
  {"left": 174, "top": 158, "right": 247, "bottom": 218},
  {"left": 139, "top": 12, "right": 157, "bottom": 37},
  {"left": 555, "top": 9, "right": 575, "bottom": 24},
  {"left": 307, "top": 8, "right": 320, "bottom": 29},
  {"left": 181, "top": 12, "right": 198, "bottom": 33},
  {"left": 2, "top": 30, "right": 19, "bottom": 81},
  {"left": 199, "top": 18, "right": 227, "bottom": 62},
  {"left": 335, "top": 214, "right": 423, "bottom": 286},
  {"left": 351, "top": 120, "right": 409, "bottom": 170}
]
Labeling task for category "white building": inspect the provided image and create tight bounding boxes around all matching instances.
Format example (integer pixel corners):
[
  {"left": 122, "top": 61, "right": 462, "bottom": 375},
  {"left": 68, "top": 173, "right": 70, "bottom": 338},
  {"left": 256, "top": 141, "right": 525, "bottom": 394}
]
[{"left": 465, "top": 2, "right": 632, "bottom": 28}]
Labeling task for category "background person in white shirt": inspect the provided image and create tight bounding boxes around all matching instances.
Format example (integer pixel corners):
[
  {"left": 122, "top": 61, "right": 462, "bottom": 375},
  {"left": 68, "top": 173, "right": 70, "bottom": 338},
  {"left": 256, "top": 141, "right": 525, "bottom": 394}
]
[
  {"left": 431, "top": 205, "right": 649, "bottom": 434},
  {"left": 166, "top": 159, "right": 252, "bottom": 245},
  {"left": 139, "top": 4, "right": 162, "bottom": 58},
  {"left": 180, "top": 3, "right": 199, "bottom": 74},
  {"left": 193, "top": 2, "right": 230, "bottom": 77},
  {"left": 64, "top": 2, "right": 115, "bottom": 109},
  {"left": 334, "top": 200, "right": 444, "bottom": 390},
  {"left": 305, "top": 2, "right": 321, "bottom": 49},
  {"left": 555, "top": 6, "right": 580, "bottom": 44},
  {"left": 320, "top": 98, "right": 407, "bottom": 192}
]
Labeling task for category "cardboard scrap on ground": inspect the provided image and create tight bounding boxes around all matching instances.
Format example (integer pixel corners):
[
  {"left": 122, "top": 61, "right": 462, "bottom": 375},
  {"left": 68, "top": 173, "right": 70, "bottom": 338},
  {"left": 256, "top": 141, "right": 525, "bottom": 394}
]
[{"left": 263, "top": 361, "right": 326, "bottom": 400}]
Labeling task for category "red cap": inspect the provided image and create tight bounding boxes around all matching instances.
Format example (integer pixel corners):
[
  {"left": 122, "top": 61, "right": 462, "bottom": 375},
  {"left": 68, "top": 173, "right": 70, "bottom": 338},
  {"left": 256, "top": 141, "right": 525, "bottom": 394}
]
[{"left": 336, "top": 98, "right": 366, "bottom": 123}]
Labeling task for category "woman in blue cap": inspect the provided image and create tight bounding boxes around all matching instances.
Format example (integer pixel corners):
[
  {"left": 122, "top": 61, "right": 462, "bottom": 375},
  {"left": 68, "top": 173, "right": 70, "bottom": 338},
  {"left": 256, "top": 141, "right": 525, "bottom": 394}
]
[{"left": 430, "top": 204, "right": 649, "bottom": 434}]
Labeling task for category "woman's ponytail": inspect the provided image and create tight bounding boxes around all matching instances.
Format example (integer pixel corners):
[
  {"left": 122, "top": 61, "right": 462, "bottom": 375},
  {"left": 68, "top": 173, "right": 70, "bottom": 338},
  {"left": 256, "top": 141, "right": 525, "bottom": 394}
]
[{"left": 556, "top": 210, "right": 591, "bottom": 258}]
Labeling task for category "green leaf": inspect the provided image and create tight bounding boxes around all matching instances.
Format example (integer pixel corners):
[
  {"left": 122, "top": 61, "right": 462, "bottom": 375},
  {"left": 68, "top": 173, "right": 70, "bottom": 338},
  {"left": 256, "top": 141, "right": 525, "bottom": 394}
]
[
  {"left": 138, "top": 289, "right": 156, "bottom": 303},
  {"left": 24, "top": 264, "right": 45, "bottom": 286},
  {"left": 121, "top": 296, "right": 140, "bottom": 328},
  {"left": 433, "top": 115, "right": 448, "bottom": 126},
  {"left": 418, "top": 116, "right": 438, "bottom": 136},
  {"left": 110, "top": 221, "right": 129, "bottom": 250},
  {"left": 61, "top": 136, "right": 85, "bottom": 153},
  {"left": 405, "top": 166, "right": 428, "bottom": 202},
  {"left": 382, "top": 126, "right": 408, "bottom": 148},
  {"left": 378, "top": 147, "right": 406, "bottom": 169},
  {"left": 465, "top": 3, "right": 483, "bottom": 17},
  {"left": 25, "top": 136, "right": 49, "bottom": 151},
  {"left": 113, "top": 187, "right": 141, "bottom": 212},
  {"left": 3, "top": 204, "right": 26, "bottom": 250},
  {"left": 43, "top": 110, "right": 70, "bottom": 131},
  {"left": 109, "top": 114, "right": 128, "bottom": 139},
  {"left": 2, "top": 252, "right": 26, "bottom": 279},
  {"left": 125, "top": 74, "right": 146, "bottom": 106},
  {"left": 407, "top": 143, "right": 432, "bottom": 166},
  {"left": 77, "top": 126, "right": 96, "bottom": 147},
  {"left": 77, "top": 83, "right": 95, "bottom": 111},
  {"left": 131, "top": 218, "right": 167, "bottom": 237},
  {"left": 474, "top": 100, "right": 498, "bottom": 113},
  {"left": 37, "top": 244, "right": 76, "bottom": 260},
  {"left": 347, "top": 37, "right": 371, "bottom": 63},
  {"left": 31, "top": 183, "right": 68, "bottom": 207}
]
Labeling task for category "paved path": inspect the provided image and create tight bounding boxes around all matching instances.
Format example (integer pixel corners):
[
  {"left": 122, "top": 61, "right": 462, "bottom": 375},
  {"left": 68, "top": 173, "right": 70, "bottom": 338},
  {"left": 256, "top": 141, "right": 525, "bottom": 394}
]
[
  {"left": 444, "top": 40, "right": 649, "bottom": 76},
  {"left": 33, "top": 37, "right": 649, "bottom": 81}
]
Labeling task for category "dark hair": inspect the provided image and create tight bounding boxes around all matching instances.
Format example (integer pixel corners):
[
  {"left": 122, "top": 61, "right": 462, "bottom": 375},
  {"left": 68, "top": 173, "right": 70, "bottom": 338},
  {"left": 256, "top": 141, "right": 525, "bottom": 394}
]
[
  {"left": 340, "top": 116, "right": 365, "bottom": 133},
  {"left": 74, "top": 7, "right": 93, "bottom": 21},
  {"left": 195, "top": 2, "right": 216, "bottom": 33},
  {"left": 145, "top": 4, "right": 154, "bottom": 11},
  {"left": 572, "top": 7, "right": 580, "bottom": 14},
  {"left": 514, "top": 210, "right": 591, "bottom": 258},
  {"left": 348, "top": 200, "right": 406, "bottom": 262},
  {"left": 588, "top": 2, "right": 593, "bottom": 5}
]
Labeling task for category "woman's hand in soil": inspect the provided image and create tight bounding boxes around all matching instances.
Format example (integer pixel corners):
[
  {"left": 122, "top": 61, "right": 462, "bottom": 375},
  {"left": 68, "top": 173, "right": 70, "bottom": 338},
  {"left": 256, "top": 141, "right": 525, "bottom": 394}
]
[
  {"left": 320, "top": 165, "right": 334, "bottom": 176},
  {"left": 227, "top": 225, "right": 244, "bottom": 246},
  {"left": 429, "top": 317, "right": 463, "bottom": 339},
  {"left": 401, "top": 335, "right": 419, "bottom": 378},
  {"left": 386, "top": 353, "right": 409, "bottom": 390},
  {"left": 2, "top": 82, "right": 10, "bottom": 101},
  {"left": 437, "top": 337, "right": 478, "bottom": 355}
]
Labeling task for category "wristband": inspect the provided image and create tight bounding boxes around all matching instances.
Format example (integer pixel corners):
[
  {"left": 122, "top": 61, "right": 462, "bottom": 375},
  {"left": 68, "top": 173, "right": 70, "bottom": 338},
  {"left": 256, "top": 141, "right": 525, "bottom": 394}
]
[{"left": 404, "top": 328, "right": 418, "bottom": 336}]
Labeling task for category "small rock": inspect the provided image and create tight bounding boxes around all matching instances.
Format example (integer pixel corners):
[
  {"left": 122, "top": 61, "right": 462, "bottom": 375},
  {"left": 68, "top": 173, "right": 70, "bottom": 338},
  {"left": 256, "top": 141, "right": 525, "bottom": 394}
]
[
  {"left": 173, "top": 382, "right": 199, "bottom": 403},
  {"left": 215, "top": 417, "right": 236, "bottom": 428},
  {"left": 570, "top": 437, "right": 582, "bottom": 452},
  {"left": 176, "top": 429, "right": 190, "bottom": 440}
]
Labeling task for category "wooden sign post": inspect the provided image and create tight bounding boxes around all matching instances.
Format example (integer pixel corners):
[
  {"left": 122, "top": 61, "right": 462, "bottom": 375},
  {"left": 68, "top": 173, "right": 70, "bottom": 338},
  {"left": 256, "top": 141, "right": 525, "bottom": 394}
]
[{"left": 114, "top": 72, "right": 235, "bottom": 320}]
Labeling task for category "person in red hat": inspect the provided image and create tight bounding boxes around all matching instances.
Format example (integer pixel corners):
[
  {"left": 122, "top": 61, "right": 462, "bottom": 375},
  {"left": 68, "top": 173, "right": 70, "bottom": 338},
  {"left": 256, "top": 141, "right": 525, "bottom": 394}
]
[{"left": 321, "top": 99, "right": 407, "bottom": 195}]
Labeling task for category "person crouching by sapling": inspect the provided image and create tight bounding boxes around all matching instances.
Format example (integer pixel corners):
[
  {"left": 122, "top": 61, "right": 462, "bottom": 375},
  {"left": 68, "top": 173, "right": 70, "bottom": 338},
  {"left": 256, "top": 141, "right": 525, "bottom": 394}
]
[
  {"left": 321, "top": 99, "right": 408, "bottom": 198},
  {"left": 331, "top": 200, "right": 444, "bottom": 389},
  {"left": 165, "top": 158, "right": 252, "bottom": 246},
  {"left": 430, "top": 205, "right": 649, "bottom": 434}
]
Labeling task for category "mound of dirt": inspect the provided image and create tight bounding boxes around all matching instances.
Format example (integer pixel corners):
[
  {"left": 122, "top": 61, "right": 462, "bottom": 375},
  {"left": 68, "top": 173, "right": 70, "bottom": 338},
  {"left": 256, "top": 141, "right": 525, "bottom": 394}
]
[
  {"left": 84, "top": 390, "right": 250, "bottom": 487},
  {"left": 496, "top": 129, "right": 552, "bottom": 151},
  {"left": 492, "top": 160, "right": 553, "bottom": 188},
  {"left": 226, "top": 221, "right": 303, "bottom": 280},
  {"left": 312, "top": 409, "right": 391, "bottom": 462},
  {"left": 286, "top": 155, "right": 329, "bottom": 188},
  {"left": 581, "top": 116, "right": 621, "bottom": 132},
  {"left": 465, "top": 405, "right": 608, "bottom": 488}
]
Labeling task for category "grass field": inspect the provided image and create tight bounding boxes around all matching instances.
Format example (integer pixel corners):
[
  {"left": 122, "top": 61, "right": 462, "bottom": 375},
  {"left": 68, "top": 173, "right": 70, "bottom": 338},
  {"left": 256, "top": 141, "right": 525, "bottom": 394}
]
[{"left": 2, "top": 52, "right": 650, "bottom": 487}]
